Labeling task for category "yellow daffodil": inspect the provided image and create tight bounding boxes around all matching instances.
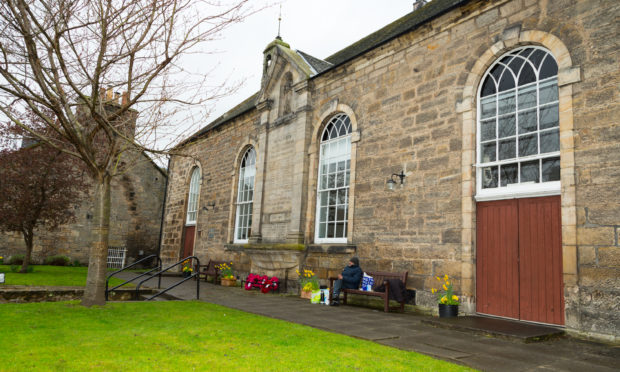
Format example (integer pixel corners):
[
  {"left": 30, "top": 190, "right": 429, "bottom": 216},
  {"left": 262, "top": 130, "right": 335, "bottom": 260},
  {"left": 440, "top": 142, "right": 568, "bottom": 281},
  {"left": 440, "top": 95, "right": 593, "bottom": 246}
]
[
  {"left": 446, "top": 281, "right": 450, "bottom": 286},
  {"left": 444, "top": 274, "right": 449, "bottom": 280},
  {"left": 452, "top": 295, "right": 458, "bottom": 301},
  {"left": 431, "top": 288, "right": 437, "bottom": 293},
  {"left": 443, "top": 284, "right": 448, "bottom": 291},
  {"left": 436, "top": 276, "right": 441, "bottom": 281},
  {"left": 441, "top": 296, "right": 447, "bottom": 304}
]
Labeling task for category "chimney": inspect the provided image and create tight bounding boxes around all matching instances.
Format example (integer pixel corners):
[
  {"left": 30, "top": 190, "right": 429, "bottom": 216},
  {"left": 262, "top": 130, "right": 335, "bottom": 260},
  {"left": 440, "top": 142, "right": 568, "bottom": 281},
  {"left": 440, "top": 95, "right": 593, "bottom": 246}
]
[
  {"left": 106, "top": 87, "right": 113, "bottom": 100},
  {"left": 121, "top": 92, "right": 129, "bottom": 106},
  {"left": 114, "top": 92, "right": 121, "bottom": 103},
  {"left": 413, "top": 0, "right": 427, "bottom": 11}
]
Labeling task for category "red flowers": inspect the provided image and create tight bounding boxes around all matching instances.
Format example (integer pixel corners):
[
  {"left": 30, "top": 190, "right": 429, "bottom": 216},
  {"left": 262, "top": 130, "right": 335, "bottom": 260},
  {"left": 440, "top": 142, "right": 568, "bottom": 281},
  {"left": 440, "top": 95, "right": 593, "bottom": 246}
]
[{"left": 245, "top": 273, "right": 279, "bottom": 293}]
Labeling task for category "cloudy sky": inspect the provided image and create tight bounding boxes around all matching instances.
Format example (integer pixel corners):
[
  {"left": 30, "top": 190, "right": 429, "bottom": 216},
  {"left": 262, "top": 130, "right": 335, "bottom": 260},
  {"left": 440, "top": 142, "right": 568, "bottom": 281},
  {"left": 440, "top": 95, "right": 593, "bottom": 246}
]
[{"left": 168, "top": 1, "right": 419, "bottom": 147}]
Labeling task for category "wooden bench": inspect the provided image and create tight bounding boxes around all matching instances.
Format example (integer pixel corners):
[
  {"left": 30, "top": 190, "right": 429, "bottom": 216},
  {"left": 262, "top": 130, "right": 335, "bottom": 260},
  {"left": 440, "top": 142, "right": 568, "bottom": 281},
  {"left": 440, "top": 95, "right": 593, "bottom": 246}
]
[
  {"left": 194, "top": 260, "right": 227, "bottom": 283},
  {"left": 329, "top": 271, "right": 408, "bottom": 312}
]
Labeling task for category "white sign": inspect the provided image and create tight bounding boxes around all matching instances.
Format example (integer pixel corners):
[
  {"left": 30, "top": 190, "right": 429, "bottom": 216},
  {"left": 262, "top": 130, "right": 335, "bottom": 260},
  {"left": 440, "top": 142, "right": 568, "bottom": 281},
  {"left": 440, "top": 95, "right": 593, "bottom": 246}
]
[{"left": 0, "top": 272, "right": 5, "bottom": 284}]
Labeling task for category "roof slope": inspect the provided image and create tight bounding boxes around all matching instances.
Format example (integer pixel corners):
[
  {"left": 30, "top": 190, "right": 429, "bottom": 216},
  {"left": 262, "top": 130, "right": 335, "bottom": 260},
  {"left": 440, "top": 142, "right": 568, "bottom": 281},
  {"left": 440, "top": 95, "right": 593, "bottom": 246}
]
[
  {"left": 325, "top": 0, "right": 468, "bottom": 67},
  {"left": 297, "top": 50, "right": 333, "bottom": 74}
]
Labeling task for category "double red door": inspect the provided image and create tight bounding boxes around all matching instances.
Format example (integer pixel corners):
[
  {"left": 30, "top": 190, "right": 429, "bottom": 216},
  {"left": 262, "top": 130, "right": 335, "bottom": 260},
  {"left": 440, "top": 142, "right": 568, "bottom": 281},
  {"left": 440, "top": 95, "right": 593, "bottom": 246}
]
[{"left": 476, "top": 196, "right": 564, "bottom": 325}]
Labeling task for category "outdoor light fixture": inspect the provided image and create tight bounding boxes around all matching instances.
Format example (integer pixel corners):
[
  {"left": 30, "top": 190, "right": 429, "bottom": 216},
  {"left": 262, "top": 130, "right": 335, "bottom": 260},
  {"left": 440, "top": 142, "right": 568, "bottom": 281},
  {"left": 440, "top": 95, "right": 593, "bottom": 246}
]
[
  {"left": 386, "top": 171, "right": 406, "bottom": 191},
  {"left": 202, "top": 202, "right": 216, "bottom": 211}
]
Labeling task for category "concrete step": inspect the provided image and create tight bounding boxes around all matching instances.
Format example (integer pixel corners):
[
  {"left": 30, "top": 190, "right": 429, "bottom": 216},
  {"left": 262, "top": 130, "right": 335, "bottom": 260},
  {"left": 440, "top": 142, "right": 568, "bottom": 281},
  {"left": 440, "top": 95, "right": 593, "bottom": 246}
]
[{"left": 421, "top": 316, "right": 565, "bottom": 343}]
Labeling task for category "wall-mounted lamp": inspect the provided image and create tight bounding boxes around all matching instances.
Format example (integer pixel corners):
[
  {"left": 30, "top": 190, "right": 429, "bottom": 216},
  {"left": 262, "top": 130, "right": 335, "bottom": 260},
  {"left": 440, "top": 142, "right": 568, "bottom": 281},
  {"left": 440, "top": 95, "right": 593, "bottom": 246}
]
[
  {"left": 202, "top": 202, "right": 216, "bottom": 211},
  {"left": 386, "top": 171, "right": 406, "bottom": 191}
]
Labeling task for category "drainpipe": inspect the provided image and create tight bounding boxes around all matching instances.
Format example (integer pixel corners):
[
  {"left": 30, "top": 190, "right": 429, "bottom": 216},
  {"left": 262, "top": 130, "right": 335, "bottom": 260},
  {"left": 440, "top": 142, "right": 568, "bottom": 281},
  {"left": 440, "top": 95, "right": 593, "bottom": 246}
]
[{"left": 157, "top": 156, "right": 170, "bottom": 259}]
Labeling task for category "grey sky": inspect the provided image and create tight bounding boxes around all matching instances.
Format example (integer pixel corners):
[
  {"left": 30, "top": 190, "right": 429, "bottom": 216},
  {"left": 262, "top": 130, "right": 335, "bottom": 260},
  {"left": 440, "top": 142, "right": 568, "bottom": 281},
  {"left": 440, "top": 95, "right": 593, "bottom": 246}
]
[{"left": 173, "top": 1, "right": 418, "bottom": 146}]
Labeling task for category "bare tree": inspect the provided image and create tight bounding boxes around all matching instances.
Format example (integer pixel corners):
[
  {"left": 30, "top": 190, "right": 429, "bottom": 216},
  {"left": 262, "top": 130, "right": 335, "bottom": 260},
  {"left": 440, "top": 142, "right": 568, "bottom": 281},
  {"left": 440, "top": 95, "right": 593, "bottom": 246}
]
[
  {"left": 0, "top": 0, "right": 253, "bottom": 305},
  {"left": 0, "top": 121, "right": 87, "bottom": 273}
]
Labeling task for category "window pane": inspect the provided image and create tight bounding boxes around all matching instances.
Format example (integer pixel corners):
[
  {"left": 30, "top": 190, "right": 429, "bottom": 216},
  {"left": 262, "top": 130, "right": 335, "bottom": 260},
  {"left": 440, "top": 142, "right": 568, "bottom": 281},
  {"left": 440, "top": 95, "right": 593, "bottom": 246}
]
[
  {"left": 482, "top": 166, "right": 498, "bottom": 189},
  {"left": 319, "top": 223, "right": 326, "bottom": 238},
  {"left": 499, "top": 138, "right": 516, "bottom": 160},
  {"left": 539, "top": 105, "right": 559, "bottom": 130},
  {"left": 328, "top": 207, "right": 336, "bottom": 222},
  {"left": 481, "top": 142, "right": 496, "bottom": 163},
  {"left": 498, "top": 91, "right": 515, "bottom": 115},
  {"left": 539, "top": 56, "right": 558, "bottom": 80},
  {"left": 518, "top": 84, "right": 537, "bottom": 109},
  {"left": 540, "top": 129, "right": 559, "bottom": 153},
  {"left": 542, "top": 157, "right": 560, "bottom": 182},
  {"left": 329, "top": 190, "right": 337, "bottom": 205},
  {"left": 336, "top": 205, "right": 346, "bottom": 220},
  {"left": 481, "top": 119, "right": 496, "bottom": 141},
  {"left": 539, "top": 79, "right": 558, "bottom": 104},
  {"left": 320, "top": 175, "right": 327, "bottom": 189},
  {"left": 335, "top": 222, "right": 345, "bottom": 238},
  {"left": 498, "top": 114, "right": 516, "bottom": 138},
  {"left": 518, "top": 109, "right": 537, "bottom": 134},
  {"left": 520, "top": 160, "right": 540, "bottom": 183},
  {"left": 481, "top": 98, "right": 496, "bottom": 119},
  {"left": 500, "top": 163, "right": 518, "bottom": 186},
  {"left": 336, "top": 172, "right": 344, "bottom": 188},
  {"left": 320, "top": 191, "right": 328, "bottom": 206},
  {"left": 327, "top": 223, "right": 335, "bottom": 238},
  {"left": 320, "top": 207, "right": 327, "bottom": 222},
  {"left": 518, "top": 63, "right": 536, "bottom": 85},
  {"left": 337, "top": 189, "right": 347, "bottom": 205},
  {"left": 328, "top": 173, "right": 335, "bottom": 188},
  {"left": 328, "top": 162, "right": 336, "bottom": 173},
  {"left": 519, "top": 134, "right": 538, "bottom": 157}
]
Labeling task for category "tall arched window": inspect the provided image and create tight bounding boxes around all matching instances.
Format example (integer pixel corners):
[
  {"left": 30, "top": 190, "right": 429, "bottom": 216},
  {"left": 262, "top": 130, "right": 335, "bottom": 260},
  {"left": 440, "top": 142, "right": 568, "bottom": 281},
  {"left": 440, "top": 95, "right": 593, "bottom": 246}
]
[
  {"left": 477, "top": 46, "right": 560, "bottom": 199},
  {"left": 315, "top": 113, "right": 352, "bottom": 243},
  {"left": 186, "top": 167, "right": 201, "bottom": 225},
  {"left": 234, "top": 147, "right": 256, "bottom": 243}
]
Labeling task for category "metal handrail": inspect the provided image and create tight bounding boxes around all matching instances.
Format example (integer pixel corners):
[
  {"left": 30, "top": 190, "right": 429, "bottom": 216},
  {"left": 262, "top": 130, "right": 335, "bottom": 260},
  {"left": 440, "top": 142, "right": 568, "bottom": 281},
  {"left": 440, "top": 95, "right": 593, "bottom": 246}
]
[
  {"left": 136, "top": 256, "right": 200, "bottom": 300},
  {"left": 105, "top": 255, "right": 162, "bottom": 300}
]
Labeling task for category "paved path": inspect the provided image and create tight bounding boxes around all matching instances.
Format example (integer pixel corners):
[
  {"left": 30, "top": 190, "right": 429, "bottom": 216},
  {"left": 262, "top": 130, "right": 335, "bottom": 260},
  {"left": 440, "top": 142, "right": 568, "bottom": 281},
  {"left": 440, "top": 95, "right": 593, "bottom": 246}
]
[{"left": 118, "top": 273, "right": 620, "bottom": 371}]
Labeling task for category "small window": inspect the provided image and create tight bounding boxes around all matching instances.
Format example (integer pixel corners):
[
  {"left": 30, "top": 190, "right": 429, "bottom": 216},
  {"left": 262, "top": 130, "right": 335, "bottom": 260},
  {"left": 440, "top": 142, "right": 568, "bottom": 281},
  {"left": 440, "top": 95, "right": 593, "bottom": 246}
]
[
  {"left": 234, "top": 147, "right": 256, "bottom": 243},
  {"left": 477, "top": 47, "right": 560, "bottom": 199},
  {"left": 186, "top": 168, "right": 201, "bottom": 225},
  {"left": 315, "top": 114, "right": 352, "bottom": 243}
]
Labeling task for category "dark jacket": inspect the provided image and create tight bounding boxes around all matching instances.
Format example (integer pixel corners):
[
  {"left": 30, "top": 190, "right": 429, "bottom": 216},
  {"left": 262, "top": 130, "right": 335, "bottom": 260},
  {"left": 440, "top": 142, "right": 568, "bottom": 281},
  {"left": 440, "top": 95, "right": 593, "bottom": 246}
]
[{"left": 341, "top": 264, "right": 363, "bottom": 289}]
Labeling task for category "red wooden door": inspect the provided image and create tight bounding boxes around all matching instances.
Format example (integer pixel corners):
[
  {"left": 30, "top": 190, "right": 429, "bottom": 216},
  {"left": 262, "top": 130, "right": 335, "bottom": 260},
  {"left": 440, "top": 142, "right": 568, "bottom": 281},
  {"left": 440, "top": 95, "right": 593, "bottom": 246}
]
[
  {"left": 476, "top": 196, "right": 564, "bottom": 325},
  {"left": 518, "top": 196, "right": 564, "bottom": 325},
  {"left": 182, "top": 225, "right": 196, "bottom": 259},
  {"left": 476, "top": 199, "right": 520, "bottom": 319}
]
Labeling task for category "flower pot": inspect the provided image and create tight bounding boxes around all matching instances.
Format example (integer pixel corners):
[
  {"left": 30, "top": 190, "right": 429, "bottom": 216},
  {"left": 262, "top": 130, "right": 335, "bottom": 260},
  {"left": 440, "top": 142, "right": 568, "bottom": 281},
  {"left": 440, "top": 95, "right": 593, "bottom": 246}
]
[
  {"left": 183, "top": 271, "right": 191, "bottom": 278},
  {"left": 300, "top": 290, "right": 312, "bottom": 299},
  {"left": 438, "top": 304, "right": 459, "bottom": 318},
  {"left": 221, "top": 278, "right": 236, "bottom": 287}
]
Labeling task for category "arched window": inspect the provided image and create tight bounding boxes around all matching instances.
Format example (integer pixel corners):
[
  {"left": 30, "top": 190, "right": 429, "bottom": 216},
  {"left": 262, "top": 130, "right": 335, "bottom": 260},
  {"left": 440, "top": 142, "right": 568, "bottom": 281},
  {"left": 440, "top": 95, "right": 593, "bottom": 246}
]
[
  {"left": 315, "top": 113, "right": 352, "bottom": 243},
  {"left": 234, "top": 147, "right": 256, "bottom": 243},
  {"left": 186, "top": 167, "right": 201, "bottom": 225},
  {"left": 477, "top": 46, "right": 560, "bottom": 198}
]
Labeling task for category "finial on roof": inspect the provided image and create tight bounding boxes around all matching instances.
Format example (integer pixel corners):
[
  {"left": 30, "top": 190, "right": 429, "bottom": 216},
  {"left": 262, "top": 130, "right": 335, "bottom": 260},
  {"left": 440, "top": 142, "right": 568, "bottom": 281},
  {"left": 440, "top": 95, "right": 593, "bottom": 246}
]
[{"left": 276, "top": 5, "right": 282, "bottom": 40}]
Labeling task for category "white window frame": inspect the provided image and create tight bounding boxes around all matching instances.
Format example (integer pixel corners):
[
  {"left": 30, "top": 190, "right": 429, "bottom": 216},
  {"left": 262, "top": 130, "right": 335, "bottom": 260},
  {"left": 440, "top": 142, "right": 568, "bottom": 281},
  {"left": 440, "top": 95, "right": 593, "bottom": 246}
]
[
  {"left": 234, "top": 147, "right": 256, "bottom": 243},
  {"left": 185, "top": 167, "right": 201, "bottom": 225},
  {"left": 475, "top": 46, "right": 561, "bottom": 201},
  {"left": 315, "top": 113, "right": 352, "bottom": 244}
]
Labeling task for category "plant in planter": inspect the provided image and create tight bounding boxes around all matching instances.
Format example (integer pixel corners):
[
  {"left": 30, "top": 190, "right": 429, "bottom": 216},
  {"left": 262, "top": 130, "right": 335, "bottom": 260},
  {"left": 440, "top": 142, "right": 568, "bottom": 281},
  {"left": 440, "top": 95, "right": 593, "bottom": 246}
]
[
  {"left": 182, "top": 261, "right": 193, "bottom": 277},
  {"left": 296, "top": 269, "right": 319, "bottom": 299},
  {"left": 432, "top": 274, "right": 460, "bottom": 317},
  {"left": 0, "top": 256, "right": 3, "bottom": 265},
  {"left": 216, "top": 262, "right": 236, "bottom": 286}
]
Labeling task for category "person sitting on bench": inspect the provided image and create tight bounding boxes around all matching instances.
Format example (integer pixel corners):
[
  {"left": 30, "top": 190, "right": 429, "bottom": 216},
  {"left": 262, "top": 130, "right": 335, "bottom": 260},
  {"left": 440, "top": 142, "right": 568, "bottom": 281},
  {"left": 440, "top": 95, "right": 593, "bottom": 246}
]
[{"left": 330, "top": 257, "right": 363, "bottom": 306}]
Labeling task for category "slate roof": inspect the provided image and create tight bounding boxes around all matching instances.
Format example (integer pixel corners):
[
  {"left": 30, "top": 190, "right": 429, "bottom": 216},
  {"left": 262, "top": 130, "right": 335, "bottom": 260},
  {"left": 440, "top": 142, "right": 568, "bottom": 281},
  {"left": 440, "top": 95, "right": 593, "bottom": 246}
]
[
  {"left": 178, "top": 0, "right": 470, "bottom": 147},
  {"left": 297, "top": 50, "right": 333, "bottom": 74},
  {"left": 324, "top": 0, "right": 468, "bottom": 68}
]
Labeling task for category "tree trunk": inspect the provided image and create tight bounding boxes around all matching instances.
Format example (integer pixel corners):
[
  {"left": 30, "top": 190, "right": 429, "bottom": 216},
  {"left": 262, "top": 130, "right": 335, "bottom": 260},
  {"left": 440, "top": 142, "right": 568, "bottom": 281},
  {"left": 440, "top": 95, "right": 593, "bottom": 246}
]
[
  {"left": 82, "top": 174, "right": 111, "bottom": 306},
  {"left": 20, "top": 227, "right": 34, "bottom": 273}
]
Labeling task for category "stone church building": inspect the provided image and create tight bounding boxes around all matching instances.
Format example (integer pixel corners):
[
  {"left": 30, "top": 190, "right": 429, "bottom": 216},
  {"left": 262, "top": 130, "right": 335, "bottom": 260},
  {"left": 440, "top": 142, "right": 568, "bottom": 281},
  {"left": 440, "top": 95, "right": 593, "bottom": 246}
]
[{"left": 160, "top": 0, "right": 619, "bottom": 340}]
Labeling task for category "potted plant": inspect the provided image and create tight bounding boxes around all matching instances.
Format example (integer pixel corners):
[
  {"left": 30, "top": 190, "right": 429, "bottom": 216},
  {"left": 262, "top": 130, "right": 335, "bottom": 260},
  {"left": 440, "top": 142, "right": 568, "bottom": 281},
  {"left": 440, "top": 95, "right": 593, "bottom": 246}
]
[
  {"left": 432, "top": 274, "right": 460, "bottom": 317},
  {"left": 216, "top": 262, "right": 236, "bottom": 287},
  {"left": 296, "top": 268, "right": 319, "bottom": 300},
  {"left": 182, "top": 261, "right": 193, "bottom": 278}
]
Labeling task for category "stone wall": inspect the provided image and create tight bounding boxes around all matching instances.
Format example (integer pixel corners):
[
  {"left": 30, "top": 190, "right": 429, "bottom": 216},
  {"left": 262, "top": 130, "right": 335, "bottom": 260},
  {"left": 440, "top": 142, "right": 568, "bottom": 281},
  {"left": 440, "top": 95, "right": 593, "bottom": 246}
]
[{"left": 0, "top": 154, "right": 166, "bottom": 265}]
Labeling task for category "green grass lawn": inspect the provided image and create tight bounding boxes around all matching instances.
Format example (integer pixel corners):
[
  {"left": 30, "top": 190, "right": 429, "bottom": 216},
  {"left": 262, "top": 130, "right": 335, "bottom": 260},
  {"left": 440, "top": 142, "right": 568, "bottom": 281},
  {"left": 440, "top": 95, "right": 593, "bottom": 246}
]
[
  {"left": 0, "top": 301, "right": 475, "bottom": 371},
  {"left": 0, "top": 265, "right": 127, "bottom": 287}
]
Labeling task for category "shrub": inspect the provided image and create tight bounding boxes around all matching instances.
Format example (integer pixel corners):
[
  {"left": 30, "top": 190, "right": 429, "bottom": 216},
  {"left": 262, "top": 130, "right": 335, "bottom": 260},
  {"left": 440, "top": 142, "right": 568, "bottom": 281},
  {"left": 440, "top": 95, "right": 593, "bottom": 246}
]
[
  {"left": 10, "top": 264, "right": 34, "bottom": 273},
  {"left": 8, "top": 254, "right": 24, "bottom": 265},
  {"left": 44, "top": 255, "right": 71, "bottom": 266},
  {"left": 0, "top": 255, "right": 4, "bottom": 264},
  {"left": 72, "top": 259, "right": 81, "bottom": 267}
]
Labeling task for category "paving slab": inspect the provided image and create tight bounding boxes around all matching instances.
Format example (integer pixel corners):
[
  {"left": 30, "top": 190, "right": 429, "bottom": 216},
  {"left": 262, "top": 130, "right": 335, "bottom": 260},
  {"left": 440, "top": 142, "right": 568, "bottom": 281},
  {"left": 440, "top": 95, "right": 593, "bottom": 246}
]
[{"left": 115, "top": 273, "right": 620, "bottom": 372}]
